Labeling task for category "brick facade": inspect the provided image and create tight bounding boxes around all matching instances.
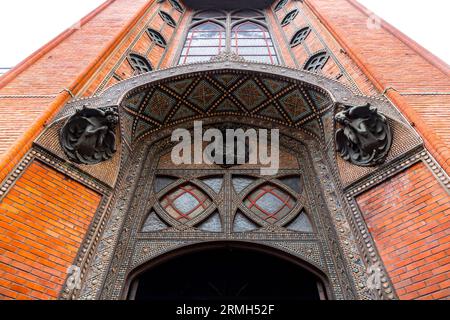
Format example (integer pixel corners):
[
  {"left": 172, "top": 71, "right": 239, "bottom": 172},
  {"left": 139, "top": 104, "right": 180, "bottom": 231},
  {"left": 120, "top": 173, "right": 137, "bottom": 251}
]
[
  {"left": 0, "top": 161, "right": 101, "bottom": 299},
  {"left": 0, "top": 0, "right": 448, "bottom": 300},
  {"left": 357, "top": 162, "right": 449, "bottom": 300}
]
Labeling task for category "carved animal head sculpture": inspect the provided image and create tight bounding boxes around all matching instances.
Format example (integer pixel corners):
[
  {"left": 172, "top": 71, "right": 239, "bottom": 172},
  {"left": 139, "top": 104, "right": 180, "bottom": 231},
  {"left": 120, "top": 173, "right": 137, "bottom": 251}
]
[
  {"left": 335, "top": 103, "right": 392, "bottom": 166},
  {"left": 60, "top": 106, "right": 119, "bottom": 165}
]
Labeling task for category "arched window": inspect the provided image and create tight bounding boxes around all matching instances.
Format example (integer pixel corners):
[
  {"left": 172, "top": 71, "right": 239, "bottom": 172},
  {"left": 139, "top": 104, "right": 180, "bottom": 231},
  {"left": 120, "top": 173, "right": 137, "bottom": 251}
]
[
  {"left": 128, "top": 53, "right": 152, "bottom": 75},
  {"left": 147, "top": 29, "right": 167, "bottom": 48},
  {"left": 179, "top": 10, "right": 279, "bottom": 65},
  {"left": 304, "top": 52, "right": 329, "bottom": 72},
  {"left": 274, "top": 0, "right": 288, "bottom": 12},
  {"left": 179, "top": 22, "right": 226, "bottom": 64},
  {"left": 290, "top": 27, "right": 311, "bottom": 47},
  {"left": 159, "top": 11, "right": 176, "bottom": 27},
  {"left": 231, "top": 22, "right": 278, "bottom": 64},
  {"left": 281, "top": 9, "right": 299, "bottom": 26}
]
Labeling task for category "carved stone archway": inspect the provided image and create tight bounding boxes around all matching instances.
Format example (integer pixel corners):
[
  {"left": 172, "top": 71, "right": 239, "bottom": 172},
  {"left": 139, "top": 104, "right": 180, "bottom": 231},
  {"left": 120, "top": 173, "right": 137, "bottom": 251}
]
[{"left": 33, "top": 58, "right": 421, "bottom": 300}]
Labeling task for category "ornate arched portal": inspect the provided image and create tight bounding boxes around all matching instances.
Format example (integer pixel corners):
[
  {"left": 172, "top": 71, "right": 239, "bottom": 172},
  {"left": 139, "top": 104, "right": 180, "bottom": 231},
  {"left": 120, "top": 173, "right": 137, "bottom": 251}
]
[
  {"left": 126, "top": 242, "right": 330, "bottom": 301},
  {"left": 34, "top": 56, "right": 421, "bottom": 300}
]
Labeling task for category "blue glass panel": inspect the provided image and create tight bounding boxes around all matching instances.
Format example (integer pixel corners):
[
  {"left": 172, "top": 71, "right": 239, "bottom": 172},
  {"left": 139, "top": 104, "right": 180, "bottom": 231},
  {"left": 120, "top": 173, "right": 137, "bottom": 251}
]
[
  {"left": 285, "top": 211, "right": 313, "bottom": 233},
  {"left": 173, "top": 193, "right": 199, "bottom": 214},
  {"left": 201, "top": 177, "right": 224, "bottom": 193},
  {"left": 232, "top": 176, "right": 255, "bottom": 193},
  {"left": 197, "top": 212, "right": 222, "bottom": 232},
  {"left": 233, "top": 211, "right": 259, "bottom": 232},
  {"left": 142, "top": 212, "right": 169, "bottom": 232},
  {"left": 255, "top": 193, "right": 284, "bottom": 214},
  {"left": 154, "top": 176, "right": 177, "bottom": 193},
  {"left": 278, "top": 176, "right": 302, "bottom": 193}
]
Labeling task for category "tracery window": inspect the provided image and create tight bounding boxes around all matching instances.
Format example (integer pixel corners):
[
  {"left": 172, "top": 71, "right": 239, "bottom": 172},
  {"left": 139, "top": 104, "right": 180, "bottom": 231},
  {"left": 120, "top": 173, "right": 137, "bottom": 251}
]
[
  {"left": 179, "top": 22, "right": 226, "bottom": 64},
  {"left": 168, "top": 0, "right": 184, "bottom": 13},
  {"left": 274, "top": 0, "right": 288, "bottom": 12},
  {"left": 128, "top": 53, "right": 152, "bottom": 75},
  {"left": 147, "top": 29, "right": 167, "bottom": 48},
  {"left": 281, "top": 9, "right": 299, "bottom": 26},
  {"left": 290, "top": 27, "right": 311, "bottom": 47},
  {"left": 304, "top": 51, "right": 329, "bottom": 73},
  {"left": 179, "top": 9, "right": 279, "bottom": 64},
  {"left": 159, "top": 10, "right": 177, "bottom": 27},
  {"left": 141, "top": 145, "right": 314, "bottom": 235}
]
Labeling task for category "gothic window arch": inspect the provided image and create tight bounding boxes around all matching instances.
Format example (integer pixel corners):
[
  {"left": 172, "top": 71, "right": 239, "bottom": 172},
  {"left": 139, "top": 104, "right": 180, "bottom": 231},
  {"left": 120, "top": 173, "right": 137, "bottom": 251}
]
[
  {"left": 128, "top": 53, "right": 152, "bottom": 75},
  {"left": 159, "top": 11, "right": 176, "bottom": 27},
  {"left": 179, "top": 10, "right": 279, "bottom": 64},
  {"left": 290, "top": 27, "right": 311, "bottom": 47},
  {"left": 231, "top": 21, "right": 278, "bottom": 64},
  {"left": 304, "top": 51, "right": 329, "bottom": 73},
  {"left": 147, "top": 29, "right": 167, "bottom": 48},
  {"left": 179, "top": 21, "right": 226, "bottom": 64},
  {"left": 281, "top": 9, "right": 299, "bottom": 26}
]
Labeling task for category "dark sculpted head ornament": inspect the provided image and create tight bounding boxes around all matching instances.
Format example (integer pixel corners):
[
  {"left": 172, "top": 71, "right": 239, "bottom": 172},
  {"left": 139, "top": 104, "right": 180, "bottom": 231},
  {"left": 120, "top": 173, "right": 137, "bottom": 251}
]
[
  {"left": 335, "top": 103, "right": 392, "bottom": 166},
  {"left": 60, "top": 105, "right": 119, "bottom": 165}
]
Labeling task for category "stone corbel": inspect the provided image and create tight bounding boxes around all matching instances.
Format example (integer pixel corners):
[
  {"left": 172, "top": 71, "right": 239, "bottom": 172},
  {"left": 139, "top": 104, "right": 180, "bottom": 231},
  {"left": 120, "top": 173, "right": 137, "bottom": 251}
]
[
  {"left": 335, "top": 102, "right": 393, "bottom": 167},
  {"left": 60, "top": 105, "right": 119, "bottom": 165}
]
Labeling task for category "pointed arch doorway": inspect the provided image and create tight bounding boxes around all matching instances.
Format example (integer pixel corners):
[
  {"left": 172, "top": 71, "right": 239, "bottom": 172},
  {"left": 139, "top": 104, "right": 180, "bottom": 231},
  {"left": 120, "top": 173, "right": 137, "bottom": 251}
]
[{"left": 126, "top": 242, "right": 329, "bottom": 301}]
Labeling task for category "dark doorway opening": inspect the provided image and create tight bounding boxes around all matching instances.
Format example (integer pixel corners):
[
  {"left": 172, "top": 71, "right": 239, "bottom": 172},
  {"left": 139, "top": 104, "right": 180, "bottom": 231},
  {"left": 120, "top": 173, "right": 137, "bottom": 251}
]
[{"left": 129, "top": 245, "right": 328, "bottom": 301}]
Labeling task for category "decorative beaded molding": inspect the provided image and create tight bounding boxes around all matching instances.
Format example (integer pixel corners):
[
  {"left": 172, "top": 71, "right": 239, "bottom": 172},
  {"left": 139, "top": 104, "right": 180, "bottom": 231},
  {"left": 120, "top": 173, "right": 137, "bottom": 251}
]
[
  {"left": 341, "top": 147, "right": 450, "bottom": 300},
  {"left": 0, "top": 147, "right": 111, "bottom": 203},
  {"left": 31, "top": 147, "right": 112, "bottom": 194}
]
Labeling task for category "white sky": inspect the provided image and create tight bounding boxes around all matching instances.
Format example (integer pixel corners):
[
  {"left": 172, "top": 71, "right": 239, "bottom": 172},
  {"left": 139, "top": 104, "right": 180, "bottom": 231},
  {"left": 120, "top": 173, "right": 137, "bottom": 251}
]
[{"left": 0, "top": 0, "right": 448, "bottom": 69}]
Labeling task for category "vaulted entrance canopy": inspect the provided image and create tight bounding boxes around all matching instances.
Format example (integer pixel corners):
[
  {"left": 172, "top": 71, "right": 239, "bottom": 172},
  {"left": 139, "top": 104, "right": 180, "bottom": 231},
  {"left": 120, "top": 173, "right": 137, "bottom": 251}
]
[{"left": 127, "top": 242, "right": 328, "bottom": 301}]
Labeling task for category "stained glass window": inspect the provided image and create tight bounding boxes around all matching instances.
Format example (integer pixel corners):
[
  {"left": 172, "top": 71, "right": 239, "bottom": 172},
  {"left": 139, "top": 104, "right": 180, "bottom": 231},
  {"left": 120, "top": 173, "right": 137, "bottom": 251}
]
[
  {"left": 159, "top": 11, "right": 176, "bottom": 27},
  {"left": 304, "top": 52, "right": 329, "bottom": 72},
  {"left": 244, "top": 184, "right": 296, "bottom": 223},
  {"left": 147, "top": 29, "right": 167, "bottom": 48},
  {"left": 291, "top": 27, "right": 311, "bottom": 47},
  {"left": 179, "top": 22, "right": 226, "bottom": 64},
  {"left": 281, "top": 9, "right": 299, "bottom": 26},
  {"left": 231, "top": 22, "right": 278, "bottom": 64},
  {"left": 160, "top": 184, "right": 212, "bottom": 222},
  {"left": 128, "top": 53, "right": 152, "bottom": 75}
]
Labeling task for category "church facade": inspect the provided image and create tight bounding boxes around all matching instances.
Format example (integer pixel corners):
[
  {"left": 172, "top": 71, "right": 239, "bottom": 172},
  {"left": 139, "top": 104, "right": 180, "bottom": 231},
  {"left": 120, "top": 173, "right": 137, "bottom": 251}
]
[{"left": 0, "top": 0, "right": 448, "bottom": 300}]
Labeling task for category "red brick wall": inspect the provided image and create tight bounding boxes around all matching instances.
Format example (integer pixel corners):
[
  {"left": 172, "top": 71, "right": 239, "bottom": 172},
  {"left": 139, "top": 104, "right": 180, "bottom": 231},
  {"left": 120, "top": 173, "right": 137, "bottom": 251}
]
[
  {"left": 357, "top": 162, "right": 450, "bottom": 300},
  {"left": 305, "top": 0, "right": 450, "bottom": 173},
  {"left": 0, "top": 161, "right": 101, "bottom": 300}
]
